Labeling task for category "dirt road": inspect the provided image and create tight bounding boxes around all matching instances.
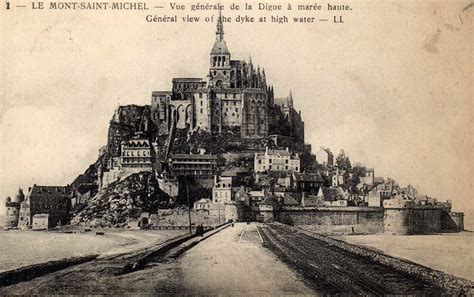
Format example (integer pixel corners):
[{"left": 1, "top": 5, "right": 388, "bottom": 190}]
[{"left": 179, "top": 222, "right": 315, "bottom": 294}]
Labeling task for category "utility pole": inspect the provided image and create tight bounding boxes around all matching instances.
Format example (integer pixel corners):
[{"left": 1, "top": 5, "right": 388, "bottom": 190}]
[{"left": 186, "top": 180, "right": 192, "bottom": 235}]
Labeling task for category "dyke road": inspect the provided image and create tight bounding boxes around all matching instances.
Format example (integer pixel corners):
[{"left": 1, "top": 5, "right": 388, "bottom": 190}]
[{"left": 0, "top": 223, "right": 456, "bottom": 294}]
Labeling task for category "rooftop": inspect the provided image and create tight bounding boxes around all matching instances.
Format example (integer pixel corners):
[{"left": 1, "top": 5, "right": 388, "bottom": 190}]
[{"left": 171, "top": 154, "right": 218, "bottom": 160}]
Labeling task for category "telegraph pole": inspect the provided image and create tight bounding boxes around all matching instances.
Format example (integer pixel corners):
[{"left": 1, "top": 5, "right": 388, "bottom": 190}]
[{"left": 186, "top": 180, "right": 192, "bottom": 235}]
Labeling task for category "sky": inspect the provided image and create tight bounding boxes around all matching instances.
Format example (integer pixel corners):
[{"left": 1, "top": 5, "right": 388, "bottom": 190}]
[{"left": 1, "top": 0, "right": 473, "bottom": 214}]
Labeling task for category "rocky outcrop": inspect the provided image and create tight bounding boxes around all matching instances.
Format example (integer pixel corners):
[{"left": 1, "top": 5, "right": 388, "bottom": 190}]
[{"left": 71, "top": 171, "right": 170, "bottom": 227}]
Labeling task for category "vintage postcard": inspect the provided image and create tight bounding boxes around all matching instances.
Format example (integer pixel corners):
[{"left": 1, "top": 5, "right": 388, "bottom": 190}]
[{"left": 0, "top": 0, "right": 473, "bottom": 294}]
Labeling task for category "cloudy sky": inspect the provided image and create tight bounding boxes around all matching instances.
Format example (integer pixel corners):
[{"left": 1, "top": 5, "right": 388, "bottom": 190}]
[{"left": 1, "top": 0, "right": 472, "bottom": 214}]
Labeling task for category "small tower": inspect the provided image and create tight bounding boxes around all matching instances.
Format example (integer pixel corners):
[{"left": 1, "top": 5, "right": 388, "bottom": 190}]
[
  {"left": 287, "top": 91, "right": 294, "bottom": 108},
  {"left": 4, "top": 189, "right": 24, "bottom": 229},
  {"left": 209, "top": 6, "right": 231, "bottom": 88}
]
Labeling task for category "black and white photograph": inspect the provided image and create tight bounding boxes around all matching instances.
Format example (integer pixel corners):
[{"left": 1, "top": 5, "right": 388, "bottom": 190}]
[{"left": 0, "top": 0, "right": 473, "bottom": 294}]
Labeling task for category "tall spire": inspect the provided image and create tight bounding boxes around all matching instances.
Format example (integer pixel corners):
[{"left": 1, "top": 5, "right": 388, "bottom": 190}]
[
  {"left": 210, "top": 4, "right": 229, "bottom": 55},
  {"left": 216, "top": 5, "right": 224, "bottom": 41},
  {"left": 288, "top": 90, "right": 294, "bottom": 108}
]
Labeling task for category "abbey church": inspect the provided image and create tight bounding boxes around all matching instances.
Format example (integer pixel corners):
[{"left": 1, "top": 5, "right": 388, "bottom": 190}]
[{"left": 149, "top": 10, "right": 304, "bottom": 141}]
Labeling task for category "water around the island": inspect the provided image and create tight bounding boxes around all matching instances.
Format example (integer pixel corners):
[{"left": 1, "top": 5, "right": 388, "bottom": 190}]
[
  {"left": 338, "top": 212, "right": 474, "bottom": 282},
  {"left": 0, "top": 228, "right": 183, "bottom": 272}
]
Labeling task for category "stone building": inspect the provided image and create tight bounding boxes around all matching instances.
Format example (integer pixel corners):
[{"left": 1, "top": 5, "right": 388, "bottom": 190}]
[
  {"left": 212, "top": 176, "right": 233, "bottom": 203},
  {"left": 273, "top": 92, "right": 305, "bottom": 143},
  {"left": 331, "top": 169, "right": 350, "bottom": 187},
  {"left": 169, "top": 153, "right": 218, "bottom": 178},
  {"left": 147, "top": 10, "right": 304, "bottom": 141},
  {"left": 315, "top": 147, "right": 334, "bottom": 167},
  {"left": 254, "top": 147, "right": 300, "bottom": 173},
  {"left": 17, "top": 185, "right": 71, "bottom": 229},
  {"left": 107, "top": 105, "right": 152, "bottom": 158},
  {"left": 293, "top": 172, "right": 324, "bottom": 194},
  {"left": 4, "top": 189, "right": 25, "bottom": 229},
  {"left": 99, "top": 135, "right": 154, "bottom": 189},
  {"left": 120, "top": 138, "right": 153, "bottom": 170},
  {"left": 361, "top": 168, "right": 375, "bottom": 185}
]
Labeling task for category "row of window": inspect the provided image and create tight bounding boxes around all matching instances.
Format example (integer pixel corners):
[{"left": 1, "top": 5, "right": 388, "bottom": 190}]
[
  {"left": 258, "top": 159, "right": 290, "bottom": 164},
  {"left": 171, "top": 170, "right": 214, "bottom": 176},
  {"left": 171, "top": 164, "right": 215, "bottom": 169},
  {"left": 122, "top": 150, "right": 150, "bottom": 157},
  {"left": 212, "top": 55, "right": 227, "bottom": 67},
  {"left": 175, "top": 82, "right": 207, "bottom": 89},
  {"left": 121, "top": 158, "right": 151, "bottom": 163},
  {"left": 259, "top": 165, "right": 299, "bottom": 171},
  {"left": 214, "top": 191, "right": 230, "bottom": 198}
]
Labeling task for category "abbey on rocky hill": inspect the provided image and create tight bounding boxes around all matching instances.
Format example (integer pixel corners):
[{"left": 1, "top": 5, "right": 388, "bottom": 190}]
[{"left": 147, "top": 9, "right": 303, "bottom": 141}]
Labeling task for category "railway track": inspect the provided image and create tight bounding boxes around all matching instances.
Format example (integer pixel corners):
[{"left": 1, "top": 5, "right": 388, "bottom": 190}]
[{"left": 259, "top": 224, "right": 442, "bottom": 295}]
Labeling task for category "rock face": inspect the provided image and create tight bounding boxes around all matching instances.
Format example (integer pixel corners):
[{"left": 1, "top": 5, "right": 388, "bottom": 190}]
[{"left": 71, "top": 171, "right": 170, "bottom": 227}]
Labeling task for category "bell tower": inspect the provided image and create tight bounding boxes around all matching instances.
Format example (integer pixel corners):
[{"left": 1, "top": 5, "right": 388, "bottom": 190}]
[{"left": 209, "top": 7, "right": 231, "bottom": 88}]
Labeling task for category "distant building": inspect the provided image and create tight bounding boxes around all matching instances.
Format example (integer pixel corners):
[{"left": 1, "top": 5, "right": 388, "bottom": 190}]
[
  {"left": 4, "top": 189, "right": 25, "bottom": 229},
  {"left": 315, "top": 147, "right": 334, "bottom": 167},
  {"left": 367, "top": 189, "right": 382, "bottom": 207},
  {"left": 361, "top": 168, "right": 375, "bottom": 186},
  {"left": 17, "top": 185, "right": 71, "bottom": 229},
  {"left": 32, "top": 214, "right": 49, "bottom": 230},
  {"left": 373, "top": 176, "right": 385, "bottom": 185},
  {"left": 120, "top": 138, "right": 153, "bottom": 170},
  {"left": 212, "top": 176, "right": 233, "bottom": 203},
  {"left": 254, "top": 147, "right": 300, "bottom": 173},
  {"left": 377, "top": 179, "right": 398, "bottom": 199},
  {"left": 331, "top": 169, "right": 350, "bottom": 187},
  {"left": 316, "top": 187, "right": 348, "bottom": 207},
  {"left": 99, "top": 134, "right": 155, "bottom": 189},
  {"left": 169, "top": 153, "right": 218, "bottom": 178},
  {"left": 233, "top": 186, "right": 250, "bottom": 206},
  {"left": 194, "top": 198, "right": 213, "bottom": 209},
  {"left": 293, "top": 172, "right": 324, "bottom": 194},
  {"left": 258, "top": 195, "right": 280, "bottom": 222}
]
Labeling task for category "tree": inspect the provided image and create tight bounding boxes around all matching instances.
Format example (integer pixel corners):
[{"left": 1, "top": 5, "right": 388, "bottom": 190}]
[
  {"left": 335, "top": 149, "right": 352, "bottom": 171},
  {"left": 350, "top": 166, "right": 366, "bottom": 194}
]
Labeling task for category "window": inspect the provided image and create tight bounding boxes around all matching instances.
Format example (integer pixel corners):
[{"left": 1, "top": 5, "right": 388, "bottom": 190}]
[
  {"left": 269, "top": 159, "right": 272, "bottom": 163},
  {"left": 199, "top": 93, "right": 203, "bottom": 98},
  {"left": 200, "top": 108, "right": 203, "bottom": 113}
]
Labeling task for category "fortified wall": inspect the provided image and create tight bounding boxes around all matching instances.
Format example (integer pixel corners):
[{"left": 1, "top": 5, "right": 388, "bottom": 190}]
[
  {"left": 383, "top": 199, "right": 464, "bottom": 235},
  {"left": 274, "top": 202, "right": 464, "bottom": 235},
  {"left": 278, "top": 207, "right": 384, "bottom": 235}
]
